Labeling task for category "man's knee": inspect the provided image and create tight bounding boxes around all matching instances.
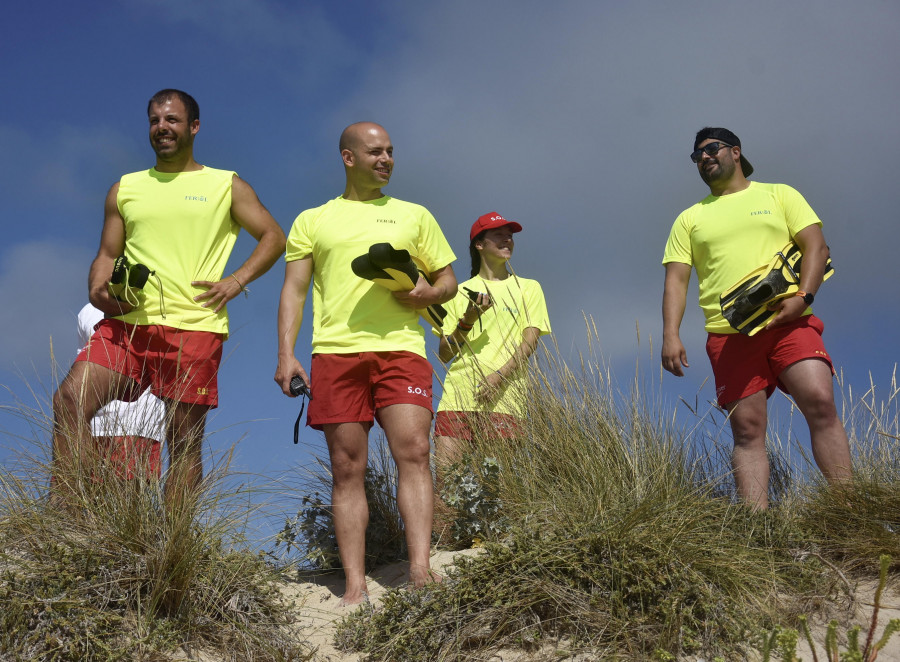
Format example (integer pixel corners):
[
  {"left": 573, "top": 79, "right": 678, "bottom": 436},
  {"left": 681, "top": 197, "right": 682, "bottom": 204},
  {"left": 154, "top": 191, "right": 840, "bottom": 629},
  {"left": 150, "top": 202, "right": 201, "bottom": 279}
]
[
  {"left": 52, "top": 382, "right": 78, "bottom": 418},
  {"left": 324, "top": 424, "right": 370, "bottom": 483},
  {"left": 53, "top": 369, "right": 93, "bottom": 422},
  {"left": 390, "top": 431, "right": 431, "bottom": 466},
  {"left": 167, "top": 401, "right": 208, "bottom": 436},
  {"left": 728, "top": 406, "right": 767, "bottom": 450},
  {"left": 331, "top": 460, "right": 367, "bottom": 487},
  {"left": 781, "top": 359, "right": 839, "bottom": 421},
  {"left": 799, "top": 394, "right": 841, "bottom": 428},
  {"left": 167, "top": 428, "right": 202, "bottom": 453},
  {"left": 327, "top": 436, "right": 368, "bottom": 485}
]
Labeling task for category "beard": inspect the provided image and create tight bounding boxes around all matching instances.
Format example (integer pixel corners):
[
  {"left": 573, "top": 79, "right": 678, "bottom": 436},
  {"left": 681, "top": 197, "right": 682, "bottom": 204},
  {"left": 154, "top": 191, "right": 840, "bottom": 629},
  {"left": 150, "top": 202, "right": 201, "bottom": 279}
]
[
  {"left": 699, "top": 157, "right": 735, "bottom": 186},
  {"left": 151, "top": 133, "right": 192, "bottom": 161}
]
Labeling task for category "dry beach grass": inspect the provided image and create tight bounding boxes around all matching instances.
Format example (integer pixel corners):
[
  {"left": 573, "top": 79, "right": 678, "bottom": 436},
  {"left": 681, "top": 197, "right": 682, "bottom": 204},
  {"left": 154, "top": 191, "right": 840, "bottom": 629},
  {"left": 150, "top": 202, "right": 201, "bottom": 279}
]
[{"left": 2, "top": 334, "right": 900, "bottom": 660}]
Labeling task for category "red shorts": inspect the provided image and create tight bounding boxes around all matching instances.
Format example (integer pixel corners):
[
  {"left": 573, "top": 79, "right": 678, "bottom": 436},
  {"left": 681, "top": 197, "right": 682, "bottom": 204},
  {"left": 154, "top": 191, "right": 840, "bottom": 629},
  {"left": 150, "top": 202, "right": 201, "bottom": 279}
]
[
  {"left": 307, "top": 351, "right": 433, "bottom": 430},
  {"left": 706, "top": 315, "right": 833, "bottom": 407},
  {"left": 95, "top": 436, "right": 162, "bottom": 480},
  {"left": 434, "top": 410, "right": 523, "bottom": 441},
  {"left": 76, "top": 319, "right": 223, "bottom": 407}
]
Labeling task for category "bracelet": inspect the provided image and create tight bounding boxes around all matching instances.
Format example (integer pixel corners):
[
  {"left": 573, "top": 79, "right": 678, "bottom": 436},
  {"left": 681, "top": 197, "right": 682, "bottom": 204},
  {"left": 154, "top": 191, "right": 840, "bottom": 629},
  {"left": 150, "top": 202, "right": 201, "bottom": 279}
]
[
  {"left": 457, "top": 319, "right": 474, "bottom": 332},
  {"left": 230, "top": 273, "right": 250, "bottom": 298}
]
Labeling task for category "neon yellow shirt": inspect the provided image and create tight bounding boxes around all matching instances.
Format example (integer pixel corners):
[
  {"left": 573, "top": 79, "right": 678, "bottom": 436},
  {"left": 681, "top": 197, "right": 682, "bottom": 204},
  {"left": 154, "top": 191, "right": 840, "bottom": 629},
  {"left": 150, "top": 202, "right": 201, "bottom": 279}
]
[
  {"left": 115, "top": 166, "right": 238, "bottom": 335},
  {"left": 663, "top": 182, "right": 821, "bottom": 333},
  {"left": 286, "top": 196, "right": 456, "bottom": 357},
  {"left": 435, "top": 275, "right": 551, "bottom": 416}
]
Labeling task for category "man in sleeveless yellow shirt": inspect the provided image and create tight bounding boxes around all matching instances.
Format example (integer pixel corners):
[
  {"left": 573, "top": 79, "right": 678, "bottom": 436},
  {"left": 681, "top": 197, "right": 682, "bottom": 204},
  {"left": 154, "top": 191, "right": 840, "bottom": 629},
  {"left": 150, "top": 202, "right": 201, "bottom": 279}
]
[
  {"left": 661, "top": 127, "right": 851, "bottom": 510},
  {"left": 275, "top": 122, "right": 457, "bottom": 606},
  {"left": 52, "top": 89, "right": 286, "bottom": 508}
]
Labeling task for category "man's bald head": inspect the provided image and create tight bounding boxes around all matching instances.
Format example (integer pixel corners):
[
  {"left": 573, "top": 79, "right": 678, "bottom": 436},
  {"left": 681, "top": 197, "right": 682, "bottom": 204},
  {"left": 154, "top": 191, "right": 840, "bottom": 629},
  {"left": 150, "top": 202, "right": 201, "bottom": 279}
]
[
  {"left": 339, "top": 122, "right": 389, "bottom": 153},
  {"left": 339, "top": 122, "right": 394, "bottom": 199}
]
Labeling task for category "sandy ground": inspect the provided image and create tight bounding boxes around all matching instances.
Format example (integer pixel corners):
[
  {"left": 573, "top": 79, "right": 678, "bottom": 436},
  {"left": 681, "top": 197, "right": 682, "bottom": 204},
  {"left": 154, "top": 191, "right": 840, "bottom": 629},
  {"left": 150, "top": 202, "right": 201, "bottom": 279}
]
[
  {"left": 172, "top": 550, "right": 900, "bottom": 662},
  {"left": 790, "top": 578, "right": 900, "bottom": 662},
  {"left": 278, "top": 549, "right": 480, "bottom": 662}
]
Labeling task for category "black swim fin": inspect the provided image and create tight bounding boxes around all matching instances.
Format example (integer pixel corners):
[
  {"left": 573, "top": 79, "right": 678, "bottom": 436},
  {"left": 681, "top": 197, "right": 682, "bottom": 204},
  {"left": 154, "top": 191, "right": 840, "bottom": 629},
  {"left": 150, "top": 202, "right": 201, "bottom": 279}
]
[
  {"left": 351, "top": 243, "right": 447, "bottom": 330},
  {"left": 351, "top": 244, "right": 419, "bottom": 291}
]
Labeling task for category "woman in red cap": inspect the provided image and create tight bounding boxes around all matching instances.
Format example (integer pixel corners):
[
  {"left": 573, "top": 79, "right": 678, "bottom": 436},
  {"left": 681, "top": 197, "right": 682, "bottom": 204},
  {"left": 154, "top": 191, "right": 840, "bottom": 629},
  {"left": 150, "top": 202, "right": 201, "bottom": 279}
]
[{"left": 433, "top": 212, "right": 552, "bottom": 473}]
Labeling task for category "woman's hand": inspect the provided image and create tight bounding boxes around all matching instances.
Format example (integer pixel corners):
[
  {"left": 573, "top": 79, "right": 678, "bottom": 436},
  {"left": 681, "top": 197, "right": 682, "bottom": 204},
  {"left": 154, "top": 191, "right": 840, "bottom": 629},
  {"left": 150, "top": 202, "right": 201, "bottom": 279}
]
[{"left": 475, "top": 370, "right": 504, "bottom": 404}]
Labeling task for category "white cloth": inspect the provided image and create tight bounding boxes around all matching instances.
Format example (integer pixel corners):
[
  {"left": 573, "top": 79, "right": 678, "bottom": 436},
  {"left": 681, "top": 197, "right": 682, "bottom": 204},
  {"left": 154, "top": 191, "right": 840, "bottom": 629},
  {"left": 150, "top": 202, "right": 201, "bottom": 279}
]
[{"left": 77, "top": 304, "right": 166, "bottom": 441}]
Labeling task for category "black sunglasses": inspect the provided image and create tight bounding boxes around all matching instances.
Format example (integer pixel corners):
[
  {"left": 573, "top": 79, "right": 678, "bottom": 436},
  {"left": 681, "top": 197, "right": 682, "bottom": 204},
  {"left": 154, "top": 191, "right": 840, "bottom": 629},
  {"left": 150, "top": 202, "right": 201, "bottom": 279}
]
[{"left": 690, "top": 142, "right": 732, "bottom": 163}]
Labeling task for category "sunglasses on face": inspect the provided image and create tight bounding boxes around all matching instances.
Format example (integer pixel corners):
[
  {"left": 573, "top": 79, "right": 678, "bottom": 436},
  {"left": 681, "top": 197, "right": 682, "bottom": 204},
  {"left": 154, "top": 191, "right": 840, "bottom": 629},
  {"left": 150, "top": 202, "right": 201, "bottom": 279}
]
[{"left": 690, "top": 142, "right": 733, "bottom": 163}]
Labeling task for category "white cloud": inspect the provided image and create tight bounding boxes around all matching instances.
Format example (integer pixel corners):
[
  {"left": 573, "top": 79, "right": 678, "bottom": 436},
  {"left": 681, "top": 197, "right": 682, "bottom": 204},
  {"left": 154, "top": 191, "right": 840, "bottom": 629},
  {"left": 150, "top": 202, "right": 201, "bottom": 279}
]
[
  {"left": 0, "top": 241, "right": 93, "bottom": 370},
  {"left": 320, "top": 1, "right": 900, "bottom": 370}
]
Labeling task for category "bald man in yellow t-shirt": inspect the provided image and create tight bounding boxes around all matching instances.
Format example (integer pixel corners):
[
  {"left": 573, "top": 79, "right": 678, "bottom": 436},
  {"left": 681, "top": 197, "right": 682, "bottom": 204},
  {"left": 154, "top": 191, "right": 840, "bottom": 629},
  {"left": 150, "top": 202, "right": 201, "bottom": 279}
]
[
  {"left": 275, "top": 122, "right": 457, "bottom": 606},
  {"left": 52, "top": 89, "right": 286, "bottom": 510},
  {"left": 661, "top": 127, "right": 851, "bottom": 510}
]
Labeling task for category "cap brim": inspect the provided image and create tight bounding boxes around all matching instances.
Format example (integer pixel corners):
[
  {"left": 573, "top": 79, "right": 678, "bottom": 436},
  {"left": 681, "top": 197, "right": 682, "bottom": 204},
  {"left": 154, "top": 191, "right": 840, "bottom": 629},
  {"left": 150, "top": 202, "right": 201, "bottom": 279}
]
[{"left": 740, "top": 155, "right": 754, "bottom": 178}]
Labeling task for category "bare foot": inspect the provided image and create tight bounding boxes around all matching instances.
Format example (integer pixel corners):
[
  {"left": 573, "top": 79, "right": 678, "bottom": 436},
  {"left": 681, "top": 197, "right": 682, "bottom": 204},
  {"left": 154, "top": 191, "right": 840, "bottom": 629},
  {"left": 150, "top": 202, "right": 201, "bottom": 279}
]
[
  {"left": 409, "top": 565, "right": 443, "bottom": 589},
  {"left": 339, "top": 589, "right": 369, "bottom": 607}
]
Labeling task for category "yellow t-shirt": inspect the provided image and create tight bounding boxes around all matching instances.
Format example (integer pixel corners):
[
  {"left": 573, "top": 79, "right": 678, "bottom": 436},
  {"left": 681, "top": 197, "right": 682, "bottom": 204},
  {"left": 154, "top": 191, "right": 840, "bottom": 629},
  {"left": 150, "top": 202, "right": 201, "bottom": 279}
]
[
  {"left": 435, "top": 275, "right": 551, "bottom": 416},
  {"left": 662, "top": 181, "right": 821, "bottom": 333},
  {"left": 115, "top": 167, "right": 239, "bottom": 335},
  {"left": 286, "top": 196, "right": 456, "bottom": 357}
]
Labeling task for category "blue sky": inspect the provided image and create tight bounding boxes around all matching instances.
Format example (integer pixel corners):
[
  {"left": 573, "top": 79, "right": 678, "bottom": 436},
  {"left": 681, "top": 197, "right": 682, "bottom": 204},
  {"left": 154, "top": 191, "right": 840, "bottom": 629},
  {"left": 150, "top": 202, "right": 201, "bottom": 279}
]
[{"left": 2, "top": 1, "right": 899, "bottom": 540}]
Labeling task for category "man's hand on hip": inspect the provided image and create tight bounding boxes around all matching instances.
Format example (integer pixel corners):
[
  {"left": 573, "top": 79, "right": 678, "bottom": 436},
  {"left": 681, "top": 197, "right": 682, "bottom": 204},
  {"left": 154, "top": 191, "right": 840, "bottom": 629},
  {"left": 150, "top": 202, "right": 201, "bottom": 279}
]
[{"left": 192, "top": 277, "right": 245, "bottom": 313}]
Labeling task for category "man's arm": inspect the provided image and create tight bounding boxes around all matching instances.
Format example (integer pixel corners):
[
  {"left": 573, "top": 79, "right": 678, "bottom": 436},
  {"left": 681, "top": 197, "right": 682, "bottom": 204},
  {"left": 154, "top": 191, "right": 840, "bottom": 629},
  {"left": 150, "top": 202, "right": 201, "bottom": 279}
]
[
  {"left": 274, "top": 257, "right": 313, "bottom": 396},
  {"left": 88, "top": 183, "right": 133, "bottom": 317},
  {"left": 193, "top": 175, "right": 287, "bottom": 312},
  {"left": 392, "top": 264, "right": 458, "bottom": 309},
  {"left": 765, "top": 224, "right": 829, "bottom": 329},
  {"left": 661, "top": 262, "right": 692, "bottom": 377}
]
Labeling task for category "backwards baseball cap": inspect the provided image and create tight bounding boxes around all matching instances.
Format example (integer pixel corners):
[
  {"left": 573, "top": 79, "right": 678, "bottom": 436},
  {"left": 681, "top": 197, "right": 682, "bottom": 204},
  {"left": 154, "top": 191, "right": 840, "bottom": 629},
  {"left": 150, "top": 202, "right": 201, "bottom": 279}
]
[
  {"left": 470, "top": 212, "right": 523, "bottom": 240},
  {"left": 694, "top": 127, "right": 754, "bottom": 177}
]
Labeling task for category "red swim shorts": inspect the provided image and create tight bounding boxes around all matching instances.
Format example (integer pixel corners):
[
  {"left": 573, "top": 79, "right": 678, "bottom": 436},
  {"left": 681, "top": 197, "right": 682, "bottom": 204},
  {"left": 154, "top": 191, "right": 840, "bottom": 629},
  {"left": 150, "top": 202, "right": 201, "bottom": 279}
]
[
  {"left": 434, "top": 410, "right": 523, "bottom": 441},
  {"left": 307, "top": 351, "right": 433, "bottom": 430},
  {"left": 706, "top": 314, "right": 834, "bottom": 407},
  {"left": 76, "top": 319, "right": 223, "bottom": 407},
  {"left": 95, "top": 435, "right": 163, "bottom": 480}
]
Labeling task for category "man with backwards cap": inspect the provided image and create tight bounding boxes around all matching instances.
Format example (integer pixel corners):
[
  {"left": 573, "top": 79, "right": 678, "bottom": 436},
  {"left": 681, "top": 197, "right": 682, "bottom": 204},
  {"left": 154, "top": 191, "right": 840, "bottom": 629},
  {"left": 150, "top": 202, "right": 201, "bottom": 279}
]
[{"left": 661, "top": 127, "right": 851, "bottom": 510}]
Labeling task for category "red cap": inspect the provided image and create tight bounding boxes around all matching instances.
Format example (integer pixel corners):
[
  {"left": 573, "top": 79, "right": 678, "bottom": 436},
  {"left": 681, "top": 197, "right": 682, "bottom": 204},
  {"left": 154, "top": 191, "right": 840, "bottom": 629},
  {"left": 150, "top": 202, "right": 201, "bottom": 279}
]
[{"left": 470, "top": 212, "right": 523, "bottom": 240}]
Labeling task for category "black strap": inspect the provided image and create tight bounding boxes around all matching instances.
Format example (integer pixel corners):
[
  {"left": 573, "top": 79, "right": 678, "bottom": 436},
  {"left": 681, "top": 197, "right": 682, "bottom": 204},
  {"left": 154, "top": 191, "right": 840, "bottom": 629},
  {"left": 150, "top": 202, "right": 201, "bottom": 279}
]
[{"left": 293, "top": 396, "right": 307, "bottom": 444}]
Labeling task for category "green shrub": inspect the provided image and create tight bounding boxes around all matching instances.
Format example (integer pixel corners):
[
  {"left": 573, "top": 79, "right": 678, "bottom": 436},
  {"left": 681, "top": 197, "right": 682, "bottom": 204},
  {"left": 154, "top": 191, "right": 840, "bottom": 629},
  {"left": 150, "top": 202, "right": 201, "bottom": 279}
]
[
  {"left": 0, "top": 389, "right": 315, "bottom": 661},
  {"left": 274, "top": 436, "right": 407, "bottom": 573},
  {"left": 335, "top": 336, "right": 852, "bottom": 660},
  {"left": 438, "top": 455, "right": 508, "bottom": 547}
]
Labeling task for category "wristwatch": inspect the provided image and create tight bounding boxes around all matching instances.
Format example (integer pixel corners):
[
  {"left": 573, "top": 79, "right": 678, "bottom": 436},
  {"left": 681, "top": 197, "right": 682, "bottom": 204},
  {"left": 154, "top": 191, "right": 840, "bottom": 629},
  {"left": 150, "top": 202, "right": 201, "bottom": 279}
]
[{"left": 795, "top": 290, "right": 815, "bottom": 305}]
